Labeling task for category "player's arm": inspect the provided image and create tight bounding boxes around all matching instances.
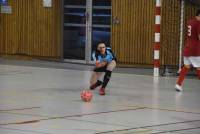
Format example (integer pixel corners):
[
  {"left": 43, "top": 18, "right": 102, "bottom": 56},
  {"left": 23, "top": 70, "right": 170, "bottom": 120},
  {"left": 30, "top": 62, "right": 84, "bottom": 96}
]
[
  {"left": 92, "top": 51, "right": 107, "bottom": 68},
  {"left": 107, "top": 48, "right": 117, "bottom": 62},
  {"left": 198, "top": 23, "right": 200, "bottom": 40},
  {"left": 198, "top": 25, "right": 200, "bottom": 40},
  {"left": 100, "top": 60, "right": 108, "bottom": 66}
]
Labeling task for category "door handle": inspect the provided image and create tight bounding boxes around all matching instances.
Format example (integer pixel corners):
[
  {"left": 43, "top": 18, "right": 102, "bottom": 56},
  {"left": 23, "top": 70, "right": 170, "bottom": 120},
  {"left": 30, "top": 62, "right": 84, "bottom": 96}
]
[
  {"left": 113, "top": 16, "right": 120, "bottom": 25},
  {"left": 85, "top": 12, "right": 89, "bottom": 21}
]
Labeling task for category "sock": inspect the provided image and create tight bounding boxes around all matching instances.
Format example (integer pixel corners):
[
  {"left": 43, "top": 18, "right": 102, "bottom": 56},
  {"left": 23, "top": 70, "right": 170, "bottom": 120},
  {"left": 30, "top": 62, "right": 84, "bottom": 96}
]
[
  {"left": 177, "top": 66, "right": 189, "bottom": 86},
  {"left": 197, "top": 69, "right": 200, "bottom": 79},
  {"left": 96, "top": 80, "right": 103, "bottom": 86},
  {"left": 90, "top": 80, "right": 102, "bottom": 89},
  {"left": 102, "top": 70, "right": 112, "bottom": 89}
]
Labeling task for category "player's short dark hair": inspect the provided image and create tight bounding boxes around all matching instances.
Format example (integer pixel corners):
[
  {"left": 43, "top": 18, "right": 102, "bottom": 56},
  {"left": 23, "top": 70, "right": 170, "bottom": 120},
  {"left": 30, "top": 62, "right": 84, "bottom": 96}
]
[{"left": 196, "top": 9, "right": 200, "bottom": 16}]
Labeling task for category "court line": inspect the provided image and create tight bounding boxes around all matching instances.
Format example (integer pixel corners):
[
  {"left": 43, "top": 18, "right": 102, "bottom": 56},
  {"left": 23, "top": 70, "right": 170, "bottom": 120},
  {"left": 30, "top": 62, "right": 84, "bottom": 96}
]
[
  {"left": 67, "top": 118, "right": 132, "bottom": 128},
  {"left": 2, "top": 104, "right": 200, "bottom": 126},
  {"left": 0, "top": 107, "right": 145, "bottom": 125},
  {"left": 0, "top": 107, "right": 41, "bottom": 112},
  {"left": 94, "top": 119, "right": 200, "bottom": 134},
  {"left": 120, "top": 128, "right": 153, "bottom": 134},
  {"left": 146, "top": 106, "right": 200, "bottom": 114},
  {"left": 0, "top": 126, "right": 52, "bottom": 134},
  {"left": 117, "top": 104, "right": 200, "bottom": 115},
  {"left": 0, "top": 111, "right": 49, "bottom": 118},
  {"left": 151, "top": 126, "right": 200, "bottom": 134}
]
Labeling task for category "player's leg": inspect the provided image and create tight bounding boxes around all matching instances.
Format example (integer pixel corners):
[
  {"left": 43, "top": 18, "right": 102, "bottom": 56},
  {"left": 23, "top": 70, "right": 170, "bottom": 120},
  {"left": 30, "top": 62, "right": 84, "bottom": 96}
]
[
  {"left": 193, "top": 57, "right": 200, "bottom": 79},
  {"left": 197, "top": 68, "right": 200, "bottom": 79},
  {"left": 188, "top": 56, "right": 200, "bottom": 79},
  {"left": 99, "top": 60, "right": 116, "bottom": 95},
  {"left": 175, "top": 57, "right": 191, "bottom": 91},
  {"left": 176, "top": 65, "right": 190, "bottom": 86},
  {"left": 90, "top": 71, "right": 103, "bottom": 90}
]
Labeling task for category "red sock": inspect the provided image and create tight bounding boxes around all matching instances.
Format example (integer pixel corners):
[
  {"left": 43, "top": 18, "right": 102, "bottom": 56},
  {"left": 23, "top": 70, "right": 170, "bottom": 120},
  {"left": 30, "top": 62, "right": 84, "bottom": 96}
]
[
  {"left": 177, "top": 66, "right": 189, "bottom": 86},
  {"left": 197, "top": 70, "right": 200, "bottom": 79}
]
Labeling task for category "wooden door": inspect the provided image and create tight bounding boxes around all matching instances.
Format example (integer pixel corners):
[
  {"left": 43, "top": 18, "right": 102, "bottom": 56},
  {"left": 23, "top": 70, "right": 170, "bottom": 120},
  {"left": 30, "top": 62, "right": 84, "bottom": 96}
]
[{"left": 111, "top": 0, "right": 154, "bottom": 66}]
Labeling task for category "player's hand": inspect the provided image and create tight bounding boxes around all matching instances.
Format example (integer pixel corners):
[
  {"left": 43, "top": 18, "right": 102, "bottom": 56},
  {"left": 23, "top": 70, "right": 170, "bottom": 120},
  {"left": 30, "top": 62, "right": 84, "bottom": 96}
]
[
  {"left": 95, "top": 61, "right": 107, "bottom": 68},
  {"left": 101, "top": 61, "right": 108, "bottom": 67},
  {"left": 95, "top": 61, "right": 101, "bottom": 68}
]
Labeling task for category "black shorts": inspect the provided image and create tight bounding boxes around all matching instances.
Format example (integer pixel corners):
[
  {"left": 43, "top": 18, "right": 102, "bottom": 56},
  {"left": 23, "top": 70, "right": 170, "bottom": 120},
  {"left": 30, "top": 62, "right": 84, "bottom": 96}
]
[{"left": 93, "top": 66, "right": 107, "bottom": 72}]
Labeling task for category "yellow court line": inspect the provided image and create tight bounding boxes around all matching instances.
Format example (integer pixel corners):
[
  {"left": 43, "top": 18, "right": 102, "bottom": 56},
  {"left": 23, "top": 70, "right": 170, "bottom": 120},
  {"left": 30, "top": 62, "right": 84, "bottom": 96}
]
[
  {"left": 0, "top": 107, "right": 144, "bottom": 126},
  {"left": 122, "top": 128, "right": 152, "bottom": 134},
  {"left": 0, "top": 107, "right": 41, "bottom": 112}
]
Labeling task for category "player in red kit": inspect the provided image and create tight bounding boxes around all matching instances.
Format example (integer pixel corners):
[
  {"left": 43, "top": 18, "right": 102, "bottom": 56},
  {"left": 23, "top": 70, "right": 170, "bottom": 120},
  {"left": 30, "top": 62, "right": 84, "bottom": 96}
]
[{"left": 175, "top": 9, "right": 200, "bottom": 92}]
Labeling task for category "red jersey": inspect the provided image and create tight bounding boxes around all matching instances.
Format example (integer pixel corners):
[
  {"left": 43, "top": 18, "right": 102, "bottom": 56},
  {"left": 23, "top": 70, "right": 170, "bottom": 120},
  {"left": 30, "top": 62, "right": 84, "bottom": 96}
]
[{"left": 183, "top": 17, "right": 200, "bottom": 56}]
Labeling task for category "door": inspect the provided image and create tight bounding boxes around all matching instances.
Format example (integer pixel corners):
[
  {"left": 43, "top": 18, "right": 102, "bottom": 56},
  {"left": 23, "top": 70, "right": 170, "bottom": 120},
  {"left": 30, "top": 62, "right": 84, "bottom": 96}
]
[
  {"left": 91, "top": 0, "right": 111, "bottom": 52},
  {"left": 63, "top": 0, "right": 87, "bottom": 60},
  {"left": 63, "top": 0, "right": 111, "bottom": 63},
  {"left": 111, "top": 0, "right": 154, "bottom": 66}
]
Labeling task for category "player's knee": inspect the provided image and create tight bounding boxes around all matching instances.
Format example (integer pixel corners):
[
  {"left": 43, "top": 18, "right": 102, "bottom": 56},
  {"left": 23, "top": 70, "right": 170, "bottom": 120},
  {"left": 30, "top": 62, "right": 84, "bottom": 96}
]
[
  {"left": 184, "top": 65, "right": 191, "bottom": 69},
  {"left": 111, "top": 60, "right": 116, "bottom": 67},
  {"left": 197, "top": 68, "right": 200, "bottom": 79},
  {"left": 107, "top": 61, "right": 116, "bottom": 71}
]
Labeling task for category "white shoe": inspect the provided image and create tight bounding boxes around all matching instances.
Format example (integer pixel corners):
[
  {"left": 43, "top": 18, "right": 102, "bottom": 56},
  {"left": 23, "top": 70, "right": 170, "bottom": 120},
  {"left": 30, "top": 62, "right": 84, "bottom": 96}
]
[{"left": 175, "top": 84, "right": 183, "bottom": 92}]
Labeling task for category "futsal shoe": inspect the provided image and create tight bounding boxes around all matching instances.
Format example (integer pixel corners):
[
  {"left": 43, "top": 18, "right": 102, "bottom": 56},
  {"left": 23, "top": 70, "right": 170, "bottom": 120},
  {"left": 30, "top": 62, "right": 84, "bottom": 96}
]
[
  {"left": 99, "top": 87, "right": 105, "bottom": 95},
  {"left": 175, "top": 84, "right": 183, "bottom": 92}
]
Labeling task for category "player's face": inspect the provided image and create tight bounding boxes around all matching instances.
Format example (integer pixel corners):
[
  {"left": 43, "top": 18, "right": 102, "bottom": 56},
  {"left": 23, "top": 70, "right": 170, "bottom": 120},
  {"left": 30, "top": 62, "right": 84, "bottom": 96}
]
[{"left": 98, "top": 43, "right": 106, "bottom": 54}]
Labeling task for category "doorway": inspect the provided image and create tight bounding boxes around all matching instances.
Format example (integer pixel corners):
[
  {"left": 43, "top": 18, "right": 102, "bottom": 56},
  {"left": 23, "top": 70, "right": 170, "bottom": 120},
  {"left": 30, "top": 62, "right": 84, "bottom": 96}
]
[{"left": 63, "top": 0, "right": 111, "bottom": 63}]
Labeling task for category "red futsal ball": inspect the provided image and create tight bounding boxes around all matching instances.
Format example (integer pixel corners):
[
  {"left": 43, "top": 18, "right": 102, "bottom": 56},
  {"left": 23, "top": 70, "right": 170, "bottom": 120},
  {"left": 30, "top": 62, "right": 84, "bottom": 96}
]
[{"left": 81, "top": 90, "right": 93, "bottom": 102}]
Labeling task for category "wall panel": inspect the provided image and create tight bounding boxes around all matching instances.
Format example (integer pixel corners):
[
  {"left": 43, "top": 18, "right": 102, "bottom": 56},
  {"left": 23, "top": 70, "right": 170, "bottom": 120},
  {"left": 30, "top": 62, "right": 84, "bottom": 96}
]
[{"left": 0, "top": 0, "right": 61, "bottom": 58}]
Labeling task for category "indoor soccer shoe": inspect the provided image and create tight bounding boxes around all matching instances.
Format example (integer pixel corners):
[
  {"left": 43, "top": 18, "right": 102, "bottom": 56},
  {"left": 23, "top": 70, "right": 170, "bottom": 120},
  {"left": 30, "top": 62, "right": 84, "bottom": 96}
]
[
  {"left": 175, "top": 84, "right": 183, "bottom": 92},
  {"left": 99, "top": 88, "right": 105, "bottom": 95}
]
